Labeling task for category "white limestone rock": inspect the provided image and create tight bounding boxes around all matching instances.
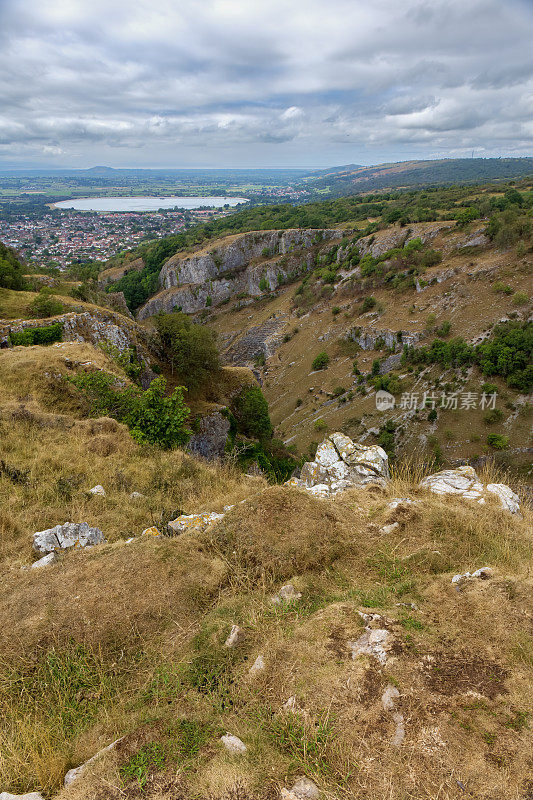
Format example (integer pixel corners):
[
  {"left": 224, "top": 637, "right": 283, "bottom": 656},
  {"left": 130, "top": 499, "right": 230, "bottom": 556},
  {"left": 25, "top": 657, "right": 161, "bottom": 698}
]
[
  {"left": 420, "top": 467, "right": 520, "bottom": 513},
  {"left": 0, "top": 794, "right": 45, "bottom": 800},
  {"left": 129, "top": 491, "right": 144, "bottom": 499},
  {"left": 486, "top": 483, "right": 520, "bottom": 514},
  {"left": 32, "top": 522, "right": 105, "bottom": 555},
  {"left": 381, "top": 522, "right": 399, "bottom": 535},
  {"left": 452, "top": 566, "right": 494, "bottom": 585},
  {"left": 288, "top": 434, "right": 389, "bottom": 496},
  {"left": 249, "top": 655, "right": 266, "bottom": 675},
  {"left": 220, "top": 733, "right": 247, "bottom": 754},
  {"left": 89, "top": 484, "right": 106, "bottom": 497},
  {"left": 224, "top": 625, "right": 245, "bottom": 648},
  {"left": 272, "top": 584, "right": 302, "bottom": 605},
  {"left": 167, "top": 511, "right": 224, "bottom": 535},
  {"left": 349, "top": 627, "right": 392, "bottom": 665},
  {"left": 64, "top": 739, "right": 121, "bottom": 787},
  {"left": 281, "top": 777, "right": 320, "bottom": 800},
  {"left": 382, "top": 684, "right": 400, "bottom": 712},
  {"left": 31, "top": 552, "right": 57, "bottom": 569}
]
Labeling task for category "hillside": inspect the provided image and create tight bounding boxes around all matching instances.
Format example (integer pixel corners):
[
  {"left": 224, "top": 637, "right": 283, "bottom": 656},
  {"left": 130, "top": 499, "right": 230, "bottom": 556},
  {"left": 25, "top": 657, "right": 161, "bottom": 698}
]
[
  {"left": 305, "top": 158, "right": 533, "bottom": 196},
  {"left": 127, "top": 181, "right": 532, "bottom": 481},
  {"left": 0, "top": 335, "right": 531, "bottom": 799},
  {"left": 1, "top": 181, "right": 531, "bottom": 800}
]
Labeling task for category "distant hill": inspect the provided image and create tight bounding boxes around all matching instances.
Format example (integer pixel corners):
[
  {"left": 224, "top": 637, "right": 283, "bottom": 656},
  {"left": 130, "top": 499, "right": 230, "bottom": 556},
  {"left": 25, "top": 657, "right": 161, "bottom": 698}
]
[{"left": 305, "top": 157, "right": 533, "bottom": 194}]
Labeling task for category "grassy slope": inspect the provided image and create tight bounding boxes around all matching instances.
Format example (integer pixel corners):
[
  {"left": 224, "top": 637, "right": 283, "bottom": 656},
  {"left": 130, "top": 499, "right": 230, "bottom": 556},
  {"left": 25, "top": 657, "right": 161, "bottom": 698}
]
[
  {"left": 206, "top": 221, "right": 532, "bottom": 472},
  {"left": 0, "top": 340, "right": 531, "bottom": 799}
]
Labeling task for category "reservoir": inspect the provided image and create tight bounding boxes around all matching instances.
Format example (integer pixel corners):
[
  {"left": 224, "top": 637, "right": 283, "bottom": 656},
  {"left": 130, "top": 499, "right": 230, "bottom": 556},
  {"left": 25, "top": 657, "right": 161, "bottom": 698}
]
[{"left": 53, "top": 196, "right": 249, "bottom": 212}]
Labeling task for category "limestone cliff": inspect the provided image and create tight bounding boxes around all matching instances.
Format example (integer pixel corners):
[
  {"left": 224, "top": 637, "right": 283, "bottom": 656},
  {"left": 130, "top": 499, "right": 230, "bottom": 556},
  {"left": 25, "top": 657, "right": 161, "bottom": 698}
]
[{"left": 137, "top": 228, "right": 342, "bottom": 319}]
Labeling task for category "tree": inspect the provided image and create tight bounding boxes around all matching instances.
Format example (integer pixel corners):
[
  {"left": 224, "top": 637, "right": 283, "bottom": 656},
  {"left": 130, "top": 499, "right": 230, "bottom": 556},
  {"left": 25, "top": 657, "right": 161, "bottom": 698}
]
[
  {"left": 154, "top": 311, "right": 219, "bottom": 393},
  {"left": 0, "top": 242, "right": 26, "bottom": 290},
  {"left": 231, "top": 386, "right": 273, "bottom": 441}
]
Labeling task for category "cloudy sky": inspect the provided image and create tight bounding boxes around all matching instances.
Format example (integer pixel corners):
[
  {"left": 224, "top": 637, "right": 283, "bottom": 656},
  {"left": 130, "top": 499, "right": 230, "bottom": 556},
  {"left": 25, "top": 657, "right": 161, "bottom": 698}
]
[{"left": 0, "top": 0, "right": 532, "bottom": 169}]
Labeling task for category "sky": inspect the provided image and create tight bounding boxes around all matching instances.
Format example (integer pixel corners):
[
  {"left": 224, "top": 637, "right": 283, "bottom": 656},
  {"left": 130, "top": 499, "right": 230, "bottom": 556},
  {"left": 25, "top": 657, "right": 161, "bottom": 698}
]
[{"left": 0, "top": 0, "right": 532, "bottom": 169}]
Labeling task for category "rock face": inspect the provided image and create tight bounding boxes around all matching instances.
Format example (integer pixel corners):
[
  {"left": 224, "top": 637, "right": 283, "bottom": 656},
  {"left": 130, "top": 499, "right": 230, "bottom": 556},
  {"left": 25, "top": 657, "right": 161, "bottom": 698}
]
[
  {"left": 288, "top": 433, "right": 389, "bottom": 496},
  {"left": 356, "top": 222, "right": 452, "bottom": 259},
  {"left": 32, "top": 522, "right": 105, "bottom": 554},
  {"left": 419, "top": 466, "right": 520, "bottom": 513},
  {"left": 137, "top": 228, "right": 341, "bottom": 318},
  {"left": 187, "top": 411, "right": 230, "bottom": 460}
]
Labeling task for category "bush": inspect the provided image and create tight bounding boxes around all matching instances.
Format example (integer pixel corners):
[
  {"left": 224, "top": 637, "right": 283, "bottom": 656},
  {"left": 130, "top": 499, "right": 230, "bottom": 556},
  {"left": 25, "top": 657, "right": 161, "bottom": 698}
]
[
  {"left": 314, "top": 419, "right": 327, "bottom": 432},
  {"left": 70, "top": 373, "right": 191, "bottom": 448},
  {"left": 312, "top": 352, "right": 329, "bottom": 370},
  {"left": 259, "top": 276, "right": 269, "bottom": 292},
  {"left": 361, "top": 296, "right": 376, "bottom": 312},
  {"left": 435, "top": 321, "right": 451, "bottom": 337},
  {"left": 154, "top": 312, "right": 219, "bottom": 393},
  {"left": 487, "top": 433, "right": 509, "bottom": 450},
  {"left": 483, "top": 408, "right": 504, "bottom": 425},
  {"left": 231, "top": 386, "right": 273, "bottom": 441},
  {"left": 493, "top": 281, "right": 513, "bottom": 295},
  {"left": 30, "top": 291, "right": 64, "bottom": 318},
  {"left": 512, "top": 291, "right": 528, "bottom": 306},
  {"left": 9, "top": 322, "right": 63, "bottom": 347}
]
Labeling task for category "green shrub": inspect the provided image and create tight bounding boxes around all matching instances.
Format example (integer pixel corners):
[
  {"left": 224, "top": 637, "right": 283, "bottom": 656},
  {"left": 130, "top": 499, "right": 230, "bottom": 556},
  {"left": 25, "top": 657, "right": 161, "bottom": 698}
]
[
  {"left": 71, "top": 373, "right": 191, "bottom": 449},
  {"left": 512, "top": 291, "right": 528, "bottom": 306},
  {"left": 435, "top": 321, "right": 451, "bottom": 337},
  {"left": 0, "top": 242, "right": 26, "bottom": 290},
  {"left": 9, "top": 322, "right": 63, "bottom": 347},
  {"left": 314, "top": 419, "right": 327, "bottom": 432},
  {"left": 154, "top": 311, "right": 219, "bottom": 393},
  {"left": 259, "top": 276, "right": 269, "bottom": 292},
  {"left": 493, "top": 281, "right": 513, "bottom": 295},
  {"left": 487, "top": 433, "right": 509, "bottom": 450},
  {"left": 30, "top": 291, "right": 64, "bottom": 318},
  {"left": 361, "top": 296, "right": 376, "bottom": 312},
  {"left": 231, "top": 386, "right": 273, "bottom": 441},
  {"left": 483, "top": 408, "right": 504, "bottom": 425},
  {"left": 332, "top": 386, "right": 346, "bottom": 397},
  {"left": 332, "top": 306, "right": 341, "bottom": 315},
  {"left": 312, "top": 352, "right": 330, "bottom": 370}
]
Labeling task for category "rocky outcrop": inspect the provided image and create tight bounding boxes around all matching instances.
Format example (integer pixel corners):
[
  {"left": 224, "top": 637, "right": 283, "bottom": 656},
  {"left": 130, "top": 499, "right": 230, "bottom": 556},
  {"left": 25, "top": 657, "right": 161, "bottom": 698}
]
[
  {"left": 288, "top": 433, "right": 389, "bottom": 496},
  {"left": 345, "top": 326, "right": 421, "bottom": 352},
  {"left": 221, "top": 318, "right": 286, "bottom": 366},
  {"left": 137, "top": 229, "right": 341, "bottom": 318},
  {"left": 419, "top": 466, "right": 520, "bottom": 513},
  {"left": 32, "top": 522, "right": 105, "bottom": 554},
  {"left": 187, "top": 411, "right": 230, "bottom": 460},
  {"left": 1, "top": 308, "right": 157, "bottom": 387},
  {"left": 356, "top": 222, "right": 453, "bottom": 259}
]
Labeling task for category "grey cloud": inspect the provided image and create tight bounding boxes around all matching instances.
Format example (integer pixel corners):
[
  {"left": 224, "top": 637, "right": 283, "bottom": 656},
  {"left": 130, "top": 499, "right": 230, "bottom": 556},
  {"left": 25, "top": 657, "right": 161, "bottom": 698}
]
[{"left": 0, "top": 0, "right": 531, "bottom": 167}]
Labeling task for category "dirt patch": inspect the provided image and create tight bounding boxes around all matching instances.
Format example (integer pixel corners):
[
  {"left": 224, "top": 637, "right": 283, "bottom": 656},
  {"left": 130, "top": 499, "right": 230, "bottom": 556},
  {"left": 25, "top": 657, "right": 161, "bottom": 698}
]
[{"left": 422, "top": 651, "right": 508, "bottom": 699}]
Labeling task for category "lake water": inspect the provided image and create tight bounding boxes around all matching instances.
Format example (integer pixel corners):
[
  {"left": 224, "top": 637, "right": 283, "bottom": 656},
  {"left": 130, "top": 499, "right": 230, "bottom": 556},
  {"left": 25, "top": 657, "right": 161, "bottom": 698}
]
[{"left": 53, "top": 196, "right": 249, "bottom": 212}]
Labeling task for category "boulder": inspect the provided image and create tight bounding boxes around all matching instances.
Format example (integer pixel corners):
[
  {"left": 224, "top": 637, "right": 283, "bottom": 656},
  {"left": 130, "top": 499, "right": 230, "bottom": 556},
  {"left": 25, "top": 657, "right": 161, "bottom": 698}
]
[
  {"left": 249, "top": 655, "right": 266, "bottom": 675},
  {"left": 419, "top": 467, "right": 520, "bottom": 513},
  {"left": 32, "top": 522, "right": 105, "bottom": 555},
  {"left": 288, "top": 434, "right": 389, "bottom": 496},
  {"left": 220, "top": 733, "right": 247, "bottom": 754},
  {"left": 89, "top": 484, "right": 106, "bottom": 497},
  {"left": 141, "top": 526, "right": 161, "bottom": 537},
  {"left": 167, "top": 511, "right": 225, "bottom": 535}
]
